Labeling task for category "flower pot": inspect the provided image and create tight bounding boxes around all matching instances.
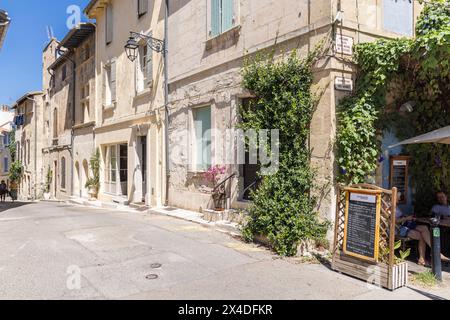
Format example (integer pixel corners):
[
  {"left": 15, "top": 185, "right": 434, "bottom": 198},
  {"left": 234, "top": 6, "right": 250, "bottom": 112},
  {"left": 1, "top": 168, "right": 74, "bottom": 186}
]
[
  {"left": 212, "top": 192, "right": 226, "bottom": 211},
  {"left": 88, "top": 187, "right": 98, "bottom": 200},
  {"left": 43, "top": 192, "right": 51, "bottom": 200}
]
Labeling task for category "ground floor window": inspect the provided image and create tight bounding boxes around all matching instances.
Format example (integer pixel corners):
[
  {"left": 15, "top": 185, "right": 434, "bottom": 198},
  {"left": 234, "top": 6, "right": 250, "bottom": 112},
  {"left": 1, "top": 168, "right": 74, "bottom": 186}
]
[
  {"left": 61, "top": 157, "right": 66, "bottom": 190},
  {"left": 104, "top": 144, "right": 128, "bottom": 196},
  {"left": 192, "top": 106, "right": 212, "bottom": 171}
]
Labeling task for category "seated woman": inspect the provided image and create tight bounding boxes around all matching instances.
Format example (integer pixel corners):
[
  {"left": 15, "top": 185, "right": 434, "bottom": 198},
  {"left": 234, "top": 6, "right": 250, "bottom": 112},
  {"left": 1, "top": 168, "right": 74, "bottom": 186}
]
[{"left": 396, "top": 206, "right": 449, "bottom": 266}]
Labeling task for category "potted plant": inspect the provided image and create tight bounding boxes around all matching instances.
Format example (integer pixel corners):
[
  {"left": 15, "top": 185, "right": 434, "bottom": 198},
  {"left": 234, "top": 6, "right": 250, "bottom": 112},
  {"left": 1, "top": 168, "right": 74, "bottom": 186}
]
[
  {"left": 203, "top": 165, "right": 227, "bottom": 211},
  {"left": 85, "top": 149, "right": 100, "bottom": 200},
  {"left": 43, "top": 167, "right": 52, "bottom": 200}
]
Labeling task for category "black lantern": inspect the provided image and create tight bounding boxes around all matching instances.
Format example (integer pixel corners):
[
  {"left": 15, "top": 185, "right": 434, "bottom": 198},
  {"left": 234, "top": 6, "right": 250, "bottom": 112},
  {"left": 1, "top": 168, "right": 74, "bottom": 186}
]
[{"left": 124, "top": 36, "right": 139, "bottom": 62}]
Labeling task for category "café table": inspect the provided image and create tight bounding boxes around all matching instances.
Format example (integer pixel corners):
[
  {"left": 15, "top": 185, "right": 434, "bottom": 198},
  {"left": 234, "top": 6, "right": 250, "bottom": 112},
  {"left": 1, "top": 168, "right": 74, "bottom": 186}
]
[{"left": 416, "top": 217, "right": 450, "bottom": 257}]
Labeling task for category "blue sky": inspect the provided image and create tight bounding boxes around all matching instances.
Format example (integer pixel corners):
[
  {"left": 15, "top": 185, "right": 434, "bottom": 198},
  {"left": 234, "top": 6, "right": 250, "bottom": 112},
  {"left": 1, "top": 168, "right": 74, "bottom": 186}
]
[{"left": 0, "top": 0, "right": 91, "bottom": 106}]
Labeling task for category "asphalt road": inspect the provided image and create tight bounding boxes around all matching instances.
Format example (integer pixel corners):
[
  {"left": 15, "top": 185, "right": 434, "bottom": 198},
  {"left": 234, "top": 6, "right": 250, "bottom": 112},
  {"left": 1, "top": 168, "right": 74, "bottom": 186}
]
[{"left": 0, "top": 201, "right": 447, "bottom": 300}]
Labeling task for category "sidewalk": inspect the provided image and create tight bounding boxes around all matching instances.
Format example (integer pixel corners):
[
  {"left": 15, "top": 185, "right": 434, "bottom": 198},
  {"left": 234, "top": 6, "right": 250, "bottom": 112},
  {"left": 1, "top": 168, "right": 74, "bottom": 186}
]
[{"left": 67, "top": 197, "right": 242, "bottom": 237}]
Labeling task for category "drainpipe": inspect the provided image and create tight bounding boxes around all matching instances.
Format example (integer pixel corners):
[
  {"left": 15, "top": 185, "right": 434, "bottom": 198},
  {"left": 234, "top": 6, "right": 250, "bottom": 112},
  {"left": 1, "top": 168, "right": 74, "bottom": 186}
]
[{"left": 164, "top": 0, "right": 170, "bottom": 207}]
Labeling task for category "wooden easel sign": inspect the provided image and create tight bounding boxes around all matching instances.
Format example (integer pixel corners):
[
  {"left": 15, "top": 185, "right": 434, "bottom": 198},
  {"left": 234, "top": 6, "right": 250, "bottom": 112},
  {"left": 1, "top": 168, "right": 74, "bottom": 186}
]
[{"left": 343, "top": 189, "right": 382, "bottom": 262}]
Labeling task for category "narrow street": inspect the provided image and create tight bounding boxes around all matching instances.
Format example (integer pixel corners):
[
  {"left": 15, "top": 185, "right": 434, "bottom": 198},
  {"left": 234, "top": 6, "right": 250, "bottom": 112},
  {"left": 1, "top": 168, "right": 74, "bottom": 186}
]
[{"left": 0, "top": 201, "right": 446, "bottom": 300}]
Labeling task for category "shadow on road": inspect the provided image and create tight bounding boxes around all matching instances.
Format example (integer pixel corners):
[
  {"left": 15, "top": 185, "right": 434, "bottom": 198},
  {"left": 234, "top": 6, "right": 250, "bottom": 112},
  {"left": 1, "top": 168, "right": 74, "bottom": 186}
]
[{"left": 0, "top": 201, "right": 35, "bottom": 213}]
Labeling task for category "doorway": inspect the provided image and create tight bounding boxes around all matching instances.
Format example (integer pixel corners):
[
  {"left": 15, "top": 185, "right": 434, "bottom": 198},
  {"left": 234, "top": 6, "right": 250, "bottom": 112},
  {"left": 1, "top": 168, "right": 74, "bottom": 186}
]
[
  {"left": 140, "top": 136, "right": 147, "bottom": 203},
  {"left": 53, "top": 160, "right": 58, "bottom": 197}
]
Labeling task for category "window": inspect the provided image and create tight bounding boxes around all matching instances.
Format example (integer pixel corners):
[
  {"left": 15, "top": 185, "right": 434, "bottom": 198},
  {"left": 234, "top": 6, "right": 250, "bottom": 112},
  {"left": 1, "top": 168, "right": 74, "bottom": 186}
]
[
  {"left": 3, "top": 158, "right": 8, "bottom": 173},
  {"left": 136, "top": 36, "right": 153, "bottom": 92},
  {"left": 103, "top": 61, "right": 116, "bottom": 106},
  {"left": 138, "top": 0, "right": 148, "bottom": 17},
  {"left": 53, "top": 108, "right": 58, "bottom": 138},
  {"left": 104, "top": 144, "right": 128, "bottom": 195},
  {"left": 210, "top": 0, "right": 235, "bottom": 37},
  {"left": 82, "top": 44, "right": 90, "bottom": 61},
  {"left": 62, "top": 64, "right": 67, "bottom": 81},
  {"left": 83, "top": 101, "right": 90, "bottom": 123},
  {"left": 61, "top": 157, "right": 66, "bottom": 189},
  {"left": 27, "top": 140, "right": 30, "bottom": 165},
  {"left": 193, "top": 106, "right": 212, "bottom": 171},
  {"left": 383, "top": 0, "right": 413, "bottom": 36},
  {"left": 106, "top": 4, "right": 114, "bottom": 45}
]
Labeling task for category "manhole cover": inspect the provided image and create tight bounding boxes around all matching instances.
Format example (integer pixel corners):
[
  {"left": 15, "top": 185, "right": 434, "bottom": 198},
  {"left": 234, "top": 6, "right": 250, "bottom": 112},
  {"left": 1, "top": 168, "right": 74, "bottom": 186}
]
[
  {"left": 151, "top": 263, "right": 162, "bottom": 269},
  {"left": 146, "top": 274, "right": 158, "bottom": 280}
]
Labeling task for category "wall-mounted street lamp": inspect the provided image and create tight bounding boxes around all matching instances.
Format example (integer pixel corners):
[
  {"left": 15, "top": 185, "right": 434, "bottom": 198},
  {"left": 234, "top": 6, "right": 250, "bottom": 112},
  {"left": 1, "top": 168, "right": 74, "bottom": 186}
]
[{"left": 125, "top": 32, "right": 165, "bottom": 62}]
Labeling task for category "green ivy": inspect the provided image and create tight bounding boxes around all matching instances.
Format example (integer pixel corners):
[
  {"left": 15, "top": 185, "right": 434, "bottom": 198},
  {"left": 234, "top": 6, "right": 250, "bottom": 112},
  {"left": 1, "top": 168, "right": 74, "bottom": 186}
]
[
  {"left": 337, "top": 0, "right": 450, "bottom": 213},
  {"left": 240, "top": 50, "right": 329, "bottom": 257}
]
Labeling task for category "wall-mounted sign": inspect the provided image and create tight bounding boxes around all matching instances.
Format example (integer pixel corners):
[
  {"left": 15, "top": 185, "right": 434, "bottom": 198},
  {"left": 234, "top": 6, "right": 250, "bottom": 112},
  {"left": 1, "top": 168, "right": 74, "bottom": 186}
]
[
  {"left": 390, "top": 156, "right": 410, "bottom": 204},
  {"left": 335, "top": 34, "right": 354, "bottom": 55},
  {"left": 335, "top": 77, "right": 353, "bottom": 92},
  {"left": 343, "top": 190, "right": 382, "bottom": 262}
]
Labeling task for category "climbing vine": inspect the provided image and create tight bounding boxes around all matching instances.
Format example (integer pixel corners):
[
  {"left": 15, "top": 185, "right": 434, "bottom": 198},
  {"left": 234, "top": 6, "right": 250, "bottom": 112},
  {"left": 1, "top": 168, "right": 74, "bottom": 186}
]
[
  {"left": 240, "top": 49, "right": 329, "bottom": 257},
  {"left": 337, "top": 0, "right": 450, "bottom": 213}
]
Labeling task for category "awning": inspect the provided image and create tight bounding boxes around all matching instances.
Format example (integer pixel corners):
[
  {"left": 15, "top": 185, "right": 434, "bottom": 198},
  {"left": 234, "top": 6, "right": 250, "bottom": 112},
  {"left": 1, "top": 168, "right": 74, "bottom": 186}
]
[{"left": 389, "top": 125, "right": 450, "bottom": 148}]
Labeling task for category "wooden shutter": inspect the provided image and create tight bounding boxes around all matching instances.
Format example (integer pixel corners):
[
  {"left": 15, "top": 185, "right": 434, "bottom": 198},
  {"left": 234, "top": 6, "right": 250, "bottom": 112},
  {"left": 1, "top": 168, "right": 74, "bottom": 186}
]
[
  {"left": 211, "top": 0, "right": 221, "bottom": 37},
  {"left": 111, "top": 60, "right": 117, "bottom": 103},
  {"left": 102, "top": 66, "right": 107, "bottom": 105},
  {"left": 106, "top": 5, "right": 113, "bottom": 44},
  {"left": 146, "top": 32, "right": 153, "bottom": 85},
  {"left": 221, "top": 0, "right": 234, "bottom": 32},
  {"left": 138, "top": 0, "right": 148, "bottom": 16}
]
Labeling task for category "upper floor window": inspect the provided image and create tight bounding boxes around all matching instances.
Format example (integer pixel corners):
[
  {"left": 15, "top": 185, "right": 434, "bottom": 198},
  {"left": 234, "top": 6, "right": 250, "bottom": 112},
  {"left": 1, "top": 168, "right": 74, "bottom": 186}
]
[
  {"left": 383, "top": 0, "right": 413, "bottom": 36},
  {"left": 103, "top": 61, "right": 117, "bottom": 106},
  {"left": 136, "top": 35, "right": 153, "bottom": 92},
  {"left": 210, "top": 0, "right": 235, "bottom": 37},
  {"left": 62, "top": 64, "right": 67, "bottom": 81},
  {"left": 106, "top": 4, "right": 114, "bottom": 45},
  {"left": 138, "top": 0, "right": 148, "bottom": 17}
]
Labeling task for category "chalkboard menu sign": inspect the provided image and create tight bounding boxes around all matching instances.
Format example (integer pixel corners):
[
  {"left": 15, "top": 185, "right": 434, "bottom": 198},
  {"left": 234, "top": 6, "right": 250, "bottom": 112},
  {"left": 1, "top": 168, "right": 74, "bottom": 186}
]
[
  {"left": 343, "top": 190, "right": 381, "bottom": 262},
  {"left": 390, "top": 156, "right": 410, "bottom": 204}
]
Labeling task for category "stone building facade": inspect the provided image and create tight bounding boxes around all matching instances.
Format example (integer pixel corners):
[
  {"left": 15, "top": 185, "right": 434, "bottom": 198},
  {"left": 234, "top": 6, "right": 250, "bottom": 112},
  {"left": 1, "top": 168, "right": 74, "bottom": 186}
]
[
  {"left": 0, "top": 9, "right": 10, "bottom": 51},
  {"left": 85, "top": 0, "right": 166, "bottom": 207},
  {"left": 166, "top": 0, "right": 424, "bottom": 224},
  {"left": 13, "top": 92, "right": 44, "bottom": 200},
  {"left": 42, "top": 40, "right": 75, "bottom": 200},
  {"left": 0, "top": 105, "right": 15, "bottom": 183}
]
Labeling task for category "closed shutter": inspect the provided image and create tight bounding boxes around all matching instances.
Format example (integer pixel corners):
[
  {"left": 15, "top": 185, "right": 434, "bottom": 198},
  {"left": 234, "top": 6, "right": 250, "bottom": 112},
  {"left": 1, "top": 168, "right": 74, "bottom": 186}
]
[
  {"left": 146, "top": 32, "right": 153, "bottom": 85},
  {"left": 106, "top": 5, "right": 113, "bottom": 44},
  {"left": 138, "top": 0, "right": 148, "bottom": 16},
  {"left": 211, "top": 0, "right": 221, "bottom": 37},
  {"left": 221, "top": 0, "right": 234, "bottom": 32},
  {"left": 111, "top": 60, "right": 117, "bottom": 103},
  {"left": 102, "top": 66, "right": 107, "bottom": 105}
]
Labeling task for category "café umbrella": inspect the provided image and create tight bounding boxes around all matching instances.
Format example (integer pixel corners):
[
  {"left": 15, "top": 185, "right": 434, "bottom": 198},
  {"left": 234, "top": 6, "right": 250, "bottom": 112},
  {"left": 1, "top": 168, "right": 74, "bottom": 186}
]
[{"left": 389, "top": 125, "right": 450, "bottom": 148}]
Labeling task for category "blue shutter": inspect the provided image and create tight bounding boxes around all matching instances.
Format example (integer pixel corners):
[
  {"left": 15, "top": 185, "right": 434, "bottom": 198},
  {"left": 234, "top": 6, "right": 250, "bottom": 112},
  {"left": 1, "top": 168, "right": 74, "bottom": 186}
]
[
  {"left": 211, "top": 0, "right": 221, "bottom": 37},
  {"left": 194, "top": 107, "right": 212, "bottom": 171},
  {"left": 221, "top": 0, "right": 234, "bottom": 32}
]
